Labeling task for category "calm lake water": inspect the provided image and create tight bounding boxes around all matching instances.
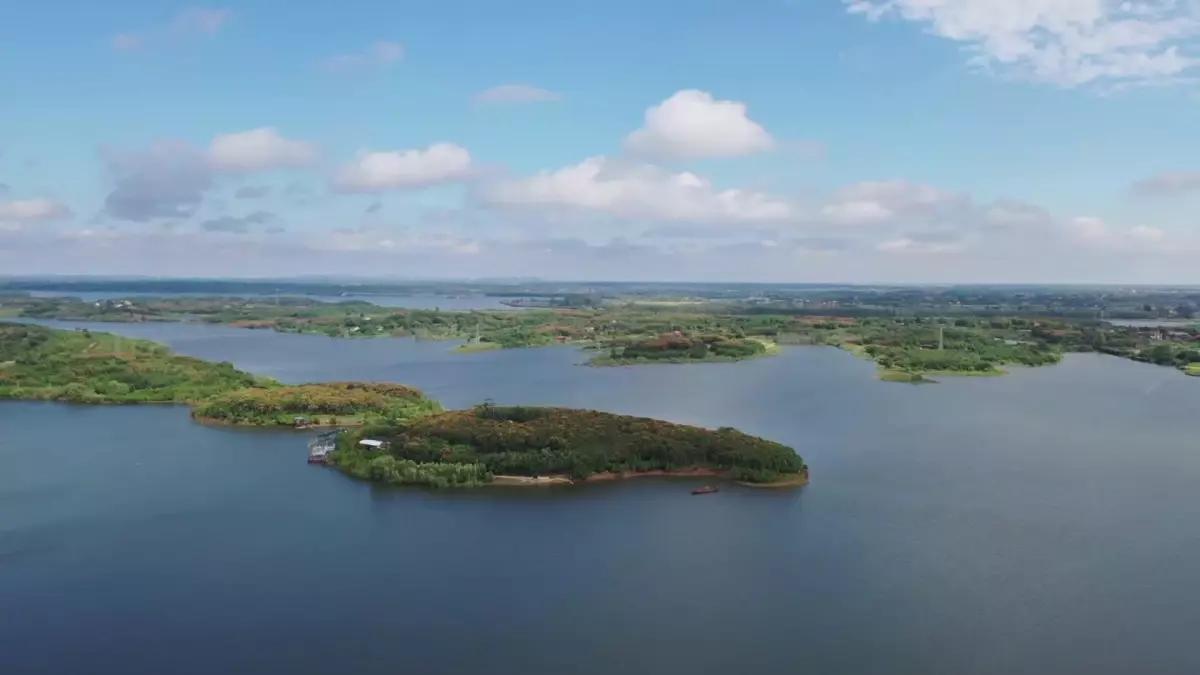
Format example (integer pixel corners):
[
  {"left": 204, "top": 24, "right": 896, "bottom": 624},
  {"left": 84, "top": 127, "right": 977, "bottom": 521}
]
[{"left": 4, "top": 321, "right": 1200, "bottom": 675}]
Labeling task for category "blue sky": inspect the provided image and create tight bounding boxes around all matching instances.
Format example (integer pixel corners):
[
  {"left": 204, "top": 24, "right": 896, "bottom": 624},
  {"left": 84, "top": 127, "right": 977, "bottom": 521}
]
[{"left": 2, "top": 0, "right": 1200, "bottom": 282}]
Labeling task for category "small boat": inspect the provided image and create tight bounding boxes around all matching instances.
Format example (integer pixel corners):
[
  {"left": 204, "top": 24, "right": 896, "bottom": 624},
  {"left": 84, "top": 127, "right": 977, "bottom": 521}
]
[{"left": 691, "top": 486, "right": 719, "bottom": 495}]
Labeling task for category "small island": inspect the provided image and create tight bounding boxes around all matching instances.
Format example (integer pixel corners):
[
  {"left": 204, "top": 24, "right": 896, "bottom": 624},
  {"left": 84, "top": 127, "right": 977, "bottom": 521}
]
[
  {"left": 327, "top": 403, "right": 808, "bottom": 488},
  {"left": 191, "top": 382, "right": 442, "bottom": 427},
  {"left": 0, "top": 322, "right": 807, "bottom": 490},
  {"left": 587, "top": 334, "right": 777, "bottom": 366}
]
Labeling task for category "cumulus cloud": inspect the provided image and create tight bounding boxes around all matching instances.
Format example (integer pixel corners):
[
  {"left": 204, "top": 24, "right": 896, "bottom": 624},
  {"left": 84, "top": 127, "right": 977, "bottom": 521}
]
[
  {"left": 332, "top": 143, "right": 473, "bottom": 192},
  {"left": 0, "top": 198, "right": 73, "bottom": 223},
  {"left": 474, "top": 84, "right": 563, "bottom": 104},
  {"left": 481, "top": 156, "right": 793, "bottom": 223},
  {"left": 234, "top": 184, "right": 272, "bottom": 199},
  {"left": 200, "top": 210, "right": 277, "bottom": 234},
  {"left": 321, "top": 42, "right": 404, "bottom": 73},
  {"left": 1132, "top": 170, "right": 1200, "bottom": 195},
  {"left": 101, "top": 130, "right": 313, "bottom": 222},
  {"left": 820, "top": 180, "right": 967, "bottom": 224},
  {"left": 101, "top": 142, "right": 214, "bottom": 222},
  {"left": 207, "top": 128, "right": 317, "bottom": 172},
  {"left": 846, "top": 0, "right": 1200, "bottom": 88},
  {"left": 623, "top": 90, "right": 775, "bottom": 159},
  {"left": 1067, "top": 216, "right": 1169, "bottom": 250}
]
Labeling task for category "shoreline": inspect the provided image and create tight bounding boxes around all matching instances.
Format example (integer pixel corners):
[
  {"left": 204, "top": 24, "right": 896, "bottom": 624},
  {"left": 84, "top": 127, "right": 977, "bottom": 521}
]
[
  {"left": 490, "top": 467, "right": 808, "bottom": 488},
  {"left": 190, "top": 414, "right": 368, "bottom": 429},
  {"left": 586, "top": 341, "right": 781, "bottom": 368}
]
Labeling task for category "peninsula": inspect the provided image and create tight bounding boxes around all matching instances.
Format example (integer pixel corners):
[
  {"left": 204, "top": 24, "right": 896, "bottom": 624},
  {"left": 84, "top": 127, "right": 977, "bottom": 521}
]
[
  {"left": 0, "top": 322, "right": 807, "bottom": 489},
  {"left": 191, "top": 382, "right": 442, "bottom": 427},
  {"left": 0, "top": 322, "right": 268, "bottom": 403}
]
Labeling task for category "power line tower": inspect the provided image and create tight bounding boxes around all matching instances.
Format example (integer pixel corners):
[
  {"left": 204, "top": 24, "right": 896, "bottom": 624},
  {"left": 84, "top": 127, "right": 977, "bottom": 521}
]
[{"left": 938, "top": 324, "right": 945, "bottom": 351}]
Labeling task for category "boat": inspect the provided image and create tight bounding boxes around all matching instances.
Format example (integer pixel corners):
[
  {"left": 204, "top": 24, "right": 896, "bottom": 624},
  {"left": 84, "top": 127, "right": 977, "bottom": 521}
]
[{"left": 691, "top": 486, "right": 719, "bottom": 495}]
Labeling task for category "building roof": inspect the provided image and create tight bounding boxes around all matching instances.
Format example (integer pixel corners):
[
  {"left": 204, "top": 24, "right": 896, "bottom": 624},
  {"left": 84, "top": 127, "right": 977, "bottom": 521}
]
[{"left": 358, "top": 439, "right": 385, "bottom": 448}]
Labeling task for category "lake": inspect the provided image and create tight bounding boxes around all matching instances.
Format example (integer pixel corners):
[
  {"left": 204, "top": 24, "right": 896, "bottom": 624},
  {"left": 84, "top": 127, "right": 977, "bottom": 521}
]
[{"left": 3, "top": 321, "right": 1200, "bottom": 675}]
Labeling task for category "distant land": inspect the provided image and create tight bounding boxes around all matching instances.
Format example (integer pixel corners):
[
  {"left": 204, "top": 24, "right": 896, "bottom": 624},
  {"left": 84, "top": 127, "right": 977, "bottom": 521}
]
[{"left": 5, "top": 279, "right": 1200, "bottom": 379}]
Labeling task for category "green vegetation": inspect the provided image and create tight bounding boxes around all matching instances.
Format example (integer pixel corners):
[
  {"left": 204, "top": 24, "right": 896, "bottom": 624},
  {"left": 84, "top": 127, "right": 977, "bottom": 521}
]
[
  {"left": 11, "top": 286, "right": 1200, "bottom": 379},
  {"left": 0, "top": 321, "right": 805, "bottom": 490},
  {"left": 0, "top": 322, "right": 267, "bottom": 403},
  {"left": 589, "top": 334, "right": 775, "bottom": 365},
  {"left": 328, "top": 454, "right": 494, "bottom": 488},
  {"left": 450, "top": 341, "right": 502, "bottom": 353},
  {"left": 878, "top": 368, "right": 928, "bottom": 384},
  {"left": 191, "top": 382, "right": 442, "bottom": 427},
  {"left": 330, "top": 403, "right": 807, "bottom": 485}
]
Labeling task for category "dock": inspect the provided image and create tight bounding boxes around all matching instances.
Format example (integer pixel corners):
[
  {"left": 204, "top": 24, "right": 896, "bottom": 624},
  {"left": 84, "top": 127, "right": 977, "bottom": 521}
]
[{"left": 307, "top": 429, "right": 343, "bottom": 464}]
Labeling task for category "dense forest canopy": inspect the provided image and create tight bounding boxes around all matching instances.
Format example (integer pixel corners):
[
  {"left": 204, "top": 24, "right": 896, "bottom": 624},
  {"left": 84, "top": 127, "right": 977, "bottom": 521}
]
[
  {"left": 192, "top": 382, "right": 442, "bottom": 426},
  {"left": 0, "top": 322, "right": 266, "bottom": 403},
  {"left": 331, "top": 404, "right": 806, "bottom": 485}
]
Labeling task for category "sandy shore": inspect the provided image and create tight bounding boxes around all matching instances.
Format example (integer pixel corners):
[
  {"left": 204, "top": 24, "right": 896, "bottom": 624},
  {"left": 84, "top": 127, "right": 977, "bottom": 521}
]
[
  {"left": 583, "top": 467, "right": 725, "bottom": 481},
  {"left": 491, "top": 475, "right": 575, "bottom": 486}
]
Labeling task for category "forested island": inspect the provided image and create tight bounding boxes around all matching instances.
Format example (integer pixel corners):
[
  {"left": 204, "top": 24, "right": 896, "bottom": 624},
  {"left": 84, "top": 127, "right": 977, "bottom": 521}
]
[
  {"left": 0, "top": 322, "right": 807, "bottom": 489},
  {"left": 328, "top": 403, "right": 808, "bottom": 488}
]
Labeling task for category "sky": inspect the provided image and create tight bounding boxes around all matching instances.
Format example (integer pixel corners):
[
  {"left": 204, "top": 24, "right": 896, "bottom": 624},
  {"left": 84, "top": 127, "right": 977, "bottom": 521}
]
[{"left": 3, "top": 0, "right": 1200, "bottom": 283}]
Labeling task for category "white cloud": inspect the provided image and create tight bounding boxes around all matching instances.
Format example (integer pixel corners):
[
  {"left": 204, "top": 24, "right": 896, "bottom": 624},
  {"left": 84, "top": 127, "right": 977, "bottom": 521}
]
[
  {"left": 481, "top": 156, "right": 794, "bottom": 223},
  {"left": 846, "top": 0, "right": 1200, "bottom": 87},
  {"left": 474, "top": 84, "right": 563, "bottom": 104},
  {"left": 1132, "top": 170, "right": 1200, "bottom": 195},
  {"left": 876, "top": 238, "right": 964, "bottom": 254},
  {"left": 112, "top": 6, "right": 230, "bottom": 52},
  {"left": 623, "top": 90, "right": 775, "bottom": 159},
  {"left": 0, "top": 198, "right": 72, "bottom": 223},
  {"left": 318, "top": 229, "right": 482, "bottom": 255},
  {"left": 207, "top": 128, "right": 317, "bottom": 172},
  {"left": 1068, "top": 215, "right": 1172, "bottom": 249},
  {"left": 332, "top": 143, "right": 473, "bottom": 192},
  {"left": 821, "top": 200, "right": 894, "bottom": 224},
  {"left": 321, "top": 42, "right": 404, "bottom": 73},
  {"left": 820, "top": 180, "right": 966, "bottom": 224}
]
